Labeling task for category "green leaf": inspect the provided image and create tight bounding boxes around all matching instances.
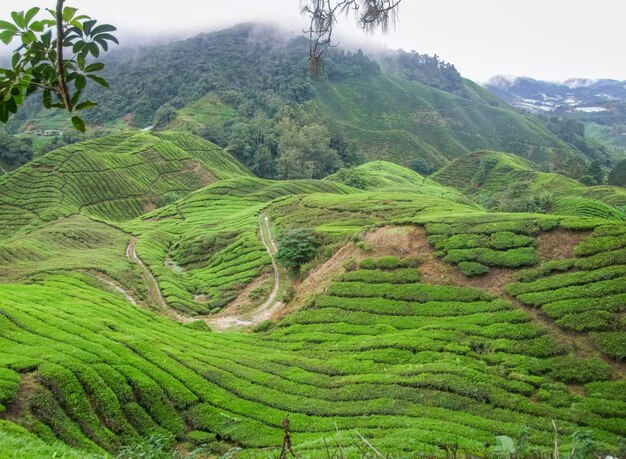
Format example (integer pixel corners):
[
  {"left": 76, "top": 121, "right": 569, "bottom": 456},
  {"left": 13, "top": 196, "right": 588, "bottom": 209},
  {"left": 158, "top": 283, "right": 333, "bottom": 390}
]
[
  {"left": 62, "top": 7, "right": 78, "bottom": 23},
  {"left": 91, "top": 24, "right": 117, "bottom": 35},
  {"left": 10, "top": 52, "right": 20, "bottom": 69},
  {"left": 77, "top": 54, "right": 85, "bottom": 71},
  {"left": 20, "top": 30, "right": 36, "bottom": 45},
  {"left": 94, "top": 37, "right": 109, "bottom": 52},
  {"left": 29, "top": 21, "right": 44, "bottom": 33},
  {"left": 84, "top": 62, "right": 104, "bottom": 73},
  {"left": 75, "top": 74, "right": 86, "bottom": 91},
  {"left": 24, "top": 7, "right": 40, "bottom": 26},
  {"left": 75, "top": 100, "right": 97, "bottom": 110},
  {"left": 41, "top": 29, "right": 52, "bottom": 47},
  {"left": 83, "top": 19, "right": 97, "bottom": 36},
  {"left": 72, "top": 40, "right": 85, "bottom": 54},
  {"left": 11, "top": 11, "right": 25, "bottom": 29},
  {"left": 86, "top": 74, "right": 108, "bottom": 88},
  {"left": 70, "top": 89, "right": 82, "bottom": 106},
  {"left": 495, "top": 435, "right": 516, "bottom": 458},
  {"left": 0, "top": 104, "right": 9, "bottom": 123},
  {"left": 94, "top": 32, "right": 119, "bottom": 45},
  {"left": 42, "top": 89, "right": 52, "bottom": 108},
  {"left": 0, "top": 30, "right": 16, "bottom": 45},
  {"left": 88, "top": 42, "right": 100, "bottom": 58},
  {"left": 71, "top": 115, "right": 85, "bottom": 132},
  {"left": 0, "top": 20, "right": 18, "bottom": 32}
]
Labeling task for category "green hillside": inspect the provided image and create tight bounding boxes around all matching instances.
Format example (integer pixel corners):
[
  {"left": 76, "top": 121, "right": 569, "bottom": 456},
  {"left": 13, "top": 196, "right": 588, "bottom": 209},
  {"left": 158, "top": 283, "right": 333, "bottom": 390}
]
[
  {"left": 0, "top": 132, "right": 625, "bottom": 458},
  {"left": 433, "top": 150, "right": 626, "bottom": 220},
  {"left": 0, "top": 131, "right": 250, "bottom": 240},
  {"left": 314, "top": 74, "right": 588, "bottom": 174}
]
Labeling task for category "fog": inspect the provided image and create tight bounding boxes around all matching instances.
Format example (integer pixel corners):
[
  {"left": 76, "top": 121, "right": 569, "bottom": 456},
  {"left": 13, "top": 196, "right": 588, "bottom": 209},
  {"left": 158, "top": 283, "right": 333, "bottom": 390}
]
[{"left": 0, "top": 0, "right": 625, "bottom": 82}]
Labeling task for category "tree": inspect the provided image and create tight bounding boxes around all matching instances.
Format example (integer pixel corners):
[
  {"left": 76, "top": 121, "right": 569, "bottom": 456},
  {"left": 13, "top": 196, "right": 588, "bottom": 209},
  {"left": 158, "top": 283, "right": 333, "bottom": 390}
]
[
  {"left": 579, "top": 160, "right": 605, "bottom": 186},
  {"left": 608, "top": 159, "right": 626, "bottom": 188},
  {"left": 0, "top": 131, "right": 32, "bottom": 168},
  {"left": 275, "top": 117, "right": 341, "bottom": 179},
  {"left": 276, "top": 229, "right": 319, "bottom": 272},
  {"left": 0, "top": 1, "right": 118, "bottom": 131}
]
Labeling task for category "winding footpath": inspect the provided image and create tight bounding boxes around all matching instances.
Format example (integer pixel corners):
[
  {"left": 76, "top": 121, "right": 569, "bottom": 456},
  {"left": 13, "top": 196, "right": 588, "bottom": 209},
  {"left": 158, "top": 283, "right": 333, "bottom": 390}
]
[
  {"left": 126, "top": 237, "right": 169, "bottom": 311},
  {"left": 208, "top": 214, "right": 283, "bottom": 330},
  {"left": 125, "top": 214, "right": 284, "bottom": 330}
]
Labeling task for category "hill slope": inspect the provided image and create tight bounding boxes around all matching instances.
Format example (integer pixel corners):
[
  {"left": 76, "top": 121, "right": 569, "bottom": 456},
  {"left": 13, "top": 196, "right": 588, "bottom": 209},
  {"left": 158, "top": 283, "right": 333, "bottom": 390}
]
[
  {"left": 0, "top": 131, "right": 250, "bottom": 240},
  {"left": 0, "top": 133, "right": 625, "bottom": 457},
  {"left": 314, "top": 74, "right": 588, "bottom": 173},
  {"left": 433, "top": 150, "right": 626, "bottom": 220}
]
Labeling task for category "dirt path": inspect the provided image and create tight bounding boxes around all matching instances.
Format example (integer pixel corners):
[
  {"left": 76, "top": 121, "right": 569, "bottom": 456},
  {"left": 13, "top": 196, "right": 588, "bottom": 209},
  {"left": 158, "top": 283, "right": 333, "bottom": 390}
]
[
  {"left": 126, "top": 237, "right": 171, "bottom": 311},
  {"left": 207, "top": 214, "right": 284, "bottom": 331},
  {"left": 0, "top": 373, "right": 36, "bottom": 421}
]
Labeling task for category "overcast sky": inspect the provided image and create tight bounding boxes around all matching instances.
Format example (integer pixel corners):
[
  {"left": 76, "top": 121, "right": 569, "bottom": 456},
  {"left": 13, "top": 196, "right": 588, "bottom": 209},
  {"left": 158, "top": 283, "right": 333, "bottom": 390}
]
[{"left": 0, "top": 0, "right": 624, "bottom": 83}]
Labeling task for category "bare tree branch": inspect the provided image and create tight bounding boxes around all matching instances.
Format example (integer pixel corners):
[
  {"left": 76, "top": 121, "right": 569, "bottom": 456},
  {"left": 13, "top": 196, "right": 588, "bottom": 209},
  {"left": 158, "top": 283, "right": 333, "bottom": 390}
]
[{"left": 301, "top": 0, "right": 402, "bottom": 76}]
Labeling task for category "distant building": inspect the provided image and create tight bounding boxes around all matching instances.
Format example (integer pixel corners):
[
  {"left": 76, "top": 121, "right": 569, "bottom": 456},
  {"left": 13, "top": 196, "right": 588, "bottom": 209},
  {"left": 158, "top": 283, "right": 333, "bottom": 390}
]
[{"left": 33, "top": 129, "right": 63, "bottom": 136}]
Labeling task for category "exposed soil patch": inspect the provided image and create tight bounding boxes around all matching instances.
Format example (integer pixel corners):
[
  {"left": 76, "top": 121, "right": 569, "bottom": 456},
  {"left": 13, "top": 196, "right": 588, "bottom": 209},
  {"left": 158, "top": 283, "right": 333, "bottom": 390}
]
[
  {"left": 2, "top": 372, "right": 37, "bottom": 421},
  {"left": 219, "top": 272, "right": 272, "bottom": 316},
  {"left": 141, "top": 199, "right": 157, "bottom": 213},
  {"left": 126, "top": 238, "right": 168, "bottom": 311},
  {"left": 278, "top": 227, "right": 425, "bottom": 320},
  {"left": 94, "top": 272, "right": 139, "bottom": 306},
  {"left": 185, "top": 160, "right": 216, "bottom": 187},
  {"left": 536, "top": 229, "right": 591, "bottom": 262}
]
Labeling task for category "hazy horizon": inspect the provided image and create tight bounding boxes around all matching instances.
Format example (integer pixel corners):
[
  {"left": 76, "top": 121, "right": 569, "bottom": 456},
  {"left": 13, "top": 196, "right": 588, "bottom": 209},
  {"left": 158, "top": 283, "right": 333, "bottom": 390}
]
[{"left": 0, "top": 0, "right": 625, "bottom": 83}]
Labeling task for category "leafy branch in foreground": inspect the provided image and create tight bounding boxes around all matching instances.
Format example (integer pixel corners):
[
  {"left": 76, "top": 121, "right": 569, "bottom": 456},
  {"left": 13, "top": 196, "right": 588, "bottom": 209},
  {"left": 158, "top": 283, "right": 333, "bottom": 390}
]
[{"left": 0, "top": 0, "right": 118, "bottom": 131}]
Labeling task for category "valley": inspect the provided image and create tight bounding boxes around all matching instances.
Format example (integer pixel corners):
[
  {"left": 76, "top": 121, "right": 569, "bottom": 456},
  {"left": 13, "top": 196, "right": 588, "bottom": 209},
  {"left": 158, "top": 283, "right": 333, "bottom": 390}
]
[{"left": 0, "top": 12, "right": 624, "bottom": 459}]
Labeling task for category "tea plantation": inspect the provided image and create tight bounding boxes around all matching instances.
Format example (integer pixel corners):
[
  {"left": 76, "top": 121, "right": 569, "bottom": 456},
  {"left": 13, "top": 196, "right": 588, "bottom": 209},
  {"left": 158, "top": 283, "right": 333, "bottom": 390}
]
[{"left": 0, "top": 133, "right": 624, "bottom": 458}]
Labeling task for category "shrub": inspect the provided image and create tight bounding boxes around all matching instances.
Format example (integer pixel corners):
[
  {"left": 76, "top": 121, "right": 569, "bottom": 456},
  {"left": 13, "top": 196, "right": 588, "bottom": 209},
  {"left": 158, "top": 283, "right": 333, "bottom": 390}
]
[
  {"left": 590, "top": 332, "right": 626, "bottom": 360},
  {"left": 342, "top": 259, "right": 357, "bottom": 272},
  {"left": 458, "top": 262, "right": 489, "bottom": 277},
  {"left": 555, "top": 311, "right": 615, "bottom": 332},
  {"left": 546, "top": 357, "right": 613, "bottom": 383},
  {"left": 187, "top": 430, "right": 216, "bottom": 446},
  {"left": 276, "top": 228, "right": 319, "bottom": 272},
  {"left": 254, "top": 320, "right": 274, "bottom": 333},
  {"left": 355, "top": 241, "right": 372, "bottom": 252},
  {"left": 540, "top": 259, "right": 575, "bottom": 275},
  {"left": 537, "top": 219, "right": 559, "bottom": 231},
  {"left": 359, "top": 257, "right": 376, "bottom": 269},
  {"left": 183, "top": 320, "right": 211, "bottom": 332},
  {"left": 489, "top": 232, "right": 534, "bottom": 250},
  {"left": 515, "top": 269, "right": 540, "bottom": 282}
]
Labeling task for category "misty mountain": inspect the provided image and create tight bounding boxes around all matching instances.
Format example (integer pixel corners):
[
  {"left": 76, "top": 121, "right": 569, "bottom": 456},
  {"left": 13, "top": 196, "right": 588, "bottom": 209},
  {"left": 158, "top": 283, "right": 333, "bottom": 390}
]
[
  {"left": 484, "top": 76, "right": 626, "bottom": 154},
  {"left": 7, "top": 24, "right": 602, "bottom": 178},
  {"left": 484, "top": 76, "right": 626, "bottom": 114}
]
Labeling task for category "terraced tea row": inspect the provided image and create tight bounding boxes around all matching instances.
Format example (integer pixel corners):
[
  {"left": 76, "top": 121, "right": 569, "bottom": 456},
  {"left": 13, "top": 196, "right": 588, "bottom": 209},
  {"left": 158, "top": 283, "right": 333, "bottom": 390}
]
[
  {"left": 508, "top": 223, "right": 626, "bottom": 360},
  {"left": 0, "top": 271, "right": 623, "bottom": 457},
  {"left": 0, "top": 131, "right": 250, "bottom": 240}
]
